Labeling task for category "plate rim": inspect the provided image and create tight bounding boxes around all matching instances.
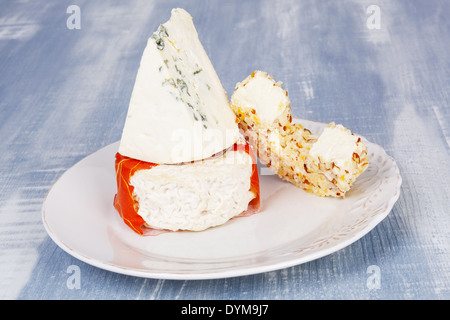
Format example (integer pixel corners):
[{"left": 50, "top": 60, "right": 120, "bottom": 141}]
[{"left": 41, "top": 118, "right": 402, "bottom": 280}]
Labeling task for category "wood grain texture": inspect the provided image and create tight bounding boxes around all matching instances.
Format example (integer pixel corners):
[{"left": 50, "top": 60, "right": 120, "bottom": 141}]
[{"left": 0, "top": 0, "right": 448, "bottom": 299}]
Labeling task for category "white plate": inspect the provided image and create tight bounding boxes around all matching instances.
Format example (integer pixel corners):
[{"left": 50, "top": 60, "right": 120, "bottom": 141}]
[{"left": 42, "top": 119, "right": 401, "bottom": 280}]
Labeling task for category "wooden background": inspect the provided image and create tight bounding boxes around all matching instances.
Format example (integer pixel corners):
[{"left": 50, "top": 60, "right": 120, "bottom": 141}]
[{"left": 0, "top": 0, "right": 448, "bottom": 299}]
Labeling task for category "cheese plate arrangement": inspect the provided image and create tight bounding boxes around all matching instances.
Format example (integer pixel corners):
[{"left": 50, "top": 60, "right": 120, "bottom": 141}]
[{"left": 42, "top": 8, "right": 401, "bottom": 279}]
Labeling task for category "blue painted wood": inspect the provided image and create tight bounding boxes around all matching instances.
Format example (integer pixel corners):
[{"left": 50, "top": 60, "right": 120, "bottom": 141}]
[{"left": 0, "top": 0, "right": 449, "bottom": 299}]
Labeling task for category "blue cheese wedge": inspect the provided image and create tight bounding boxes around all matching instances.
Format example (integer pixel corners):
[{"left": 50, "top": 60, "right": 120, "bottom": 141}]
[{"left": 118, "top": 8, "right": 239, "bottom": 164}]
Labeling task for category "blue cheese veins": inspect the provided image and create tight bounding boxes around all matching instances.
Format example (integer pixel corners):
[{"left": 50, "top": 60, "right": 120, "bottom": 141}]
[
  {"left": 118, "top": 8, "right": 239, "bottom": 164},
  {"left": 153, "top": 24, "right": 210, "bottom": 129}
]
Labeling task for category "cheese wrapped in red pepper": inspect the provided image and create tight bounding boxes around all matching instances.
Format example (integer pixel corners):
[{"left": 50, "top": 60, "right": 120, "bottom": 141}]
[{"left": 114, "top": 142, "right": 260, "bottom": 235}]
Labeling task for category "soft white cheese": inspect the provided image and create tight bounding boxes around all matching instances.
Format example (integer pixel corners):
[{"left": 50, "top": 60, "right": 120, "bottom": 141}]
[
  {"left": 231, "top": 71, "right": 290, "bottom": 125},
  {"left": 129, "top": 148, "right": 255, "bottom": 232},
  {"left": 309, "top": 124, "right": 359, "bottom": 172},
  {"left": 118, "top": 8, "right": 239, "bottom": 164}
]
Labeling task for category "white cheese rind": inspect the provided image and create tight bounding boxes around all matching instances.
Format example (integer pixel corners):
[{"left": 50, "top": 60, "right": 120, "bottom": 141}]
[
  {"left": 130, "top": 148, "right": 255, "bottom": 232},
  {"left": 118, "top": 8, "right": 239, "bottom": 164}
]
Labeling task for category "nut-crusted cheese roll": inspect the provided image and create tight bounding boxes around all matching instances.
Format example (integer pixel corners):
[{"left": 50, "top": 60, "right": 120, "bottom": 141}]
[{"left": 230, "top": 70, "right": 369, "bottom": 197}]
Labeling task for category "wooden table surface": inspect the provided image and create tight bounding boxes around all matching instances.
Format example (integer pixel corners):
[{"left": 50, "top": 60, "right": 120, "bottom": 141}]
[{"left": 1, "top": 0, "right": 448, "bottom": 299}]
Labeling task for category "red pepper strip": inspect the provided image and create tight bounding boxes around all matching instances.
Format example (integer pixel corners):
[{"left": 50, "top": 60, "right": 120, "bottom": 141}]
[
  {"left": 113, "top": 153, "right": 158, "bottom": 235},
  {"left": 113, "top": 142, "right": 261, "bottom": 235},
  {"left": 232, "top": 143, "right": 261, "bottom": 216}
]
